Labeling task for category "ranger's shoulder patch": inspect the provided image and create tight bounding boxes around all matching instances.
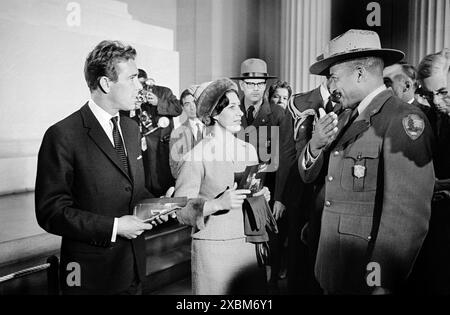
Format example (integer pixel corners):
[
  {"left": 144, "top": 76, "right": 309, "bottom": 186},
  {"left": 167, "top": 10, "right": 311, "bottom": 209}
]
[{"left": 402, "top": 114, "right": 425, "bottom": 140}]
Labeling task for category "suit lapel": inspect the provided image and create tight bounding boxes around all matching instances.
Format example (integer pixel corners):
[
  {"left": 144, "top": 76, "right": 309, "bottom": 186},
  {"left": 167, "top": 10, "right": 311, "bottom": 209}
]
[
  {"left": 81, "top": 104, "right": 132, "bottom": 183},
  {"left": 333, "top": 90, "right": 393, "bottom": 149},
  {"left": 253, "top": 100, "right": 271, "bottom": 127}
]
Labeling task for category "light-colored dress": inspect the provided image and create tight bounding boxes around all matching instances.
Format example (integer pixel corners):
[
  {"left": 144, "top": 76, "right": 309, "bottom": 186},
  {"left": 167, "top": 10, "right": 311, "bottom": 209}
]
[{"left": 174, "top": 134, "right": 265, "bottom": 294}]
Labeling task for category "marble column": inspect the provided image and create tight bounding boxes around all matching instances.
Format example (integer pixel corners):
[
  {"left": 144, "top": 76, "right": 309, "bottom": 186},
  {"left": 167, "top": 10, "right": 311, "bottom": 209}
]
[
  {"left": 280, "top": 0, "right": 332, "bottom": 94},
  {"left": 408, "top": 0, "right": 450, "bottom": 65}
]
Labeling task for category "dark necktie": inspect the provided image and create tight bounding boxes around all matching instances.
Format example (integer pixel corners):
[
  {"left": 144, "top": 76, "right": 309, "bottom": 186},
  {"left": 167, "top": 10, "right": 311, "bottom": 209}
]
[
  {"left": 247, "top": 105, "right": 255, "bottom": 125},
  {"left": 111, "top": 117, "right": 129, "bottom": 175},
  {"left": 325, "top": 98, "right": 334, "bottom": 113}
]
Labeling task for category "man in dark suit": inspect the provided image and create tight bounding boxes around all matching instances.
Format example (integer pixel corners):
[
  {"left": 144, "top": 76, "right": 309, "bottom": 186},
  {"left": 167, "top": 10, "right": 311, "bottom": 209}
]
[
  {"left": 412, "top": 49, "right": 450, "bottom": 294},
  {"left": 299, "top": 29, "right": 434, "bottom": 294},
  {"left": 35, "top": 40, "right": 157, "bottom": 295},
  {"left": 232, "top": 58, "right": 285, "bottom": 180},
  {"left": 124, "top": 69, "right": 182, "bottom": 197},
  {"left": 169, "top": 88, "right": 204, "bottom": 178},
  {"left": 231, "top": 58, "right": 285, "bottom": 291},
  {"left": 274, "top": 79, "right": 335, "bottom": 294}
]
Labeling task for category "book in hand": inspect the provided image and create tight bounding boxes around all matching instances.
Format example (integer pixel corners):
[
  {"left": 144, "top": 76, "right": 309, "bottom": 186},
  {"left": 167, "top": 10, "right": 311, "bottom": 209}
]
[
  {"left": 238, "top": 163, "right": 269, "bottom": 196},
  {"left": 133, "top": 197, "right": 188, "bottom": 223}
]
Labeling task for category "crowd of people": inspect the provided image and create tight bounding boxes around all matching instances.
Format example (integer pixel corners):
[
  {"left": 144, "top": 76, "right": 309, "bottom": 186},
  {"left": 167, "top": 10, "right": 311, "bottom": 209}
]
[{"left": 34, "top": 28, "right": 450, "bottom": 295}]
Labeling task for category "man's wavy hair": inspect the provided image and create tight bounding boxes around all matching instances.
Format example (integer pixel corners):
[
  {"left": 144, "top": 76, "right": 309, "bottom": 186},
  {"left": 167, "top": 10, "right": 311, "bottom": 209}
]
[{"left": 84, "top": 40, "right": 137, "bottom": 91}]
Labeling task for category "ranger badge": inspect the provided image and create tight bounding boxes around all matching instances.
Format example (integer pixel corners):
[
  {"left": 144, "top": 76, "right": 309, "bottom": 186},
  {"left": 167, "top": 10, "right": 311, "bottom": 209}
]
[
  {"left": 402, "top": 114, "right": 425, "bottom": 140},
  {"left": 353, "top": 165, "right": 366, "bottom": 179}
]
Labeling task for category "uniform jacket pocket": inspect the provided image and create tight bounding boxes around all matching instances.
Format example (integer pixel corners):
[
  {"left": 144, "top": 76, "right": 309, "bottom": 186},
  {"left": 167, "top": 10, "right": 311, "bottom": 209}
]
[{"left": 338, "top": 214, "right": 373, "bottom": 242}]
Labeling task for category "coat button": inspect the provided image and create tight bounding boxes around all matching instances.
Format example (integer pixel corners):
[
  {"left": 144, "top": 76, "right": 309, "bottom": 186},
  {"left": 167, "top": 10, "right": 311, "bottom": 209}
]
[
  {"left": 325, "top": 201, "right": 331, "bottom": 207},
  {"left": 328, "top": 176, "right": 334, "bottom": 182},
  {"left": 334, "top": 151, "right": 339, "bottom": 156},
  {"left": 368, "top": 235, "right": 372, "bottom": 241}
]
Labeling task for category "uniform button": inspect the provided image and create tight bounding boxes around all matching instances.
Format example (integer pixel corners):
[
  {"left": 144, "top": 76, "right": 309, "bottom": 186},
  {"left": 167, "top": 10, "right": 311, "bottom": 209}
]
[
  {"left": 334, "top": 151, "right": 339, "bottom": 156},
  {"left": 300, "top": 126, "right": 305, "bottom": 129},
  {"left": 328, "top": 176, "right": 334, "bottom": 181},
  {"left": 325, "top": 201, "right": 331, "bottom": 207},
  {"left": 368, "top": 235, "right": 372, "bottom": 241}
]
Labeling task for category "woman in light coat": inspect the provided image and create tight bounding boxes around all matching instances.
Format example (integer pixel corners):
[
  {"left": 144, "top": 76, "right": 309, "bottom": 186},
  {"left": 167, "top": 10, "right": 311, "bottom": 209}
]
[{"left": 174, "top": 78, "right": 270, "bottom": 295}]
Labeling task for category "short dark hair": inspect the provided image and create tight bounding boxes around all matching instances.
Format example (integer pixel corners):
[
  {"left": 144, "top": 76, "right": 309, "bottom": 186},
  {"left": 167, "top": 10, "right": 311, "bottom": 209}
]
[
  {"left": 398, "top": 62, "right": 418, "bottom": 81},
  {"left": 138, "top": 69, "right": 148, "bottom": 80},
  {"left": 268, "top": 80, "right": 292, "bottom": 100},
  {"left": 180, "top": 89, "right": 195, "bottom": 106},
  {"left": 417, "top": 52, "right": 448, "bottom": 82},
  {"left": 84, "top": 40, "right": 137, "bottom": 91},
  {"left": 207, "top": 89, "right": 240, "bottom": 126}
]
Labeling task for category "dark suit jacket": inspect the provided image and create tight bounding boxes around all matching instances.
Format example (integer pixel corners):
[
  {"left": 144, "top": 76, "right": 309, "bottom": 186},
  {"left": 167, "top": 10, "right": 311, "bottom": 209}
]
[
  {"left": 299, "top": 91, "right": 434, "bottom": 293},
  {"left": 123, "top": 85, "right": 182, "bottom": 196},
  {"left": 35, "top": 103, "right": 151, "bottom": 294},
  {"left": 238, "top": 98, "right": 285, "bottom": 197}
]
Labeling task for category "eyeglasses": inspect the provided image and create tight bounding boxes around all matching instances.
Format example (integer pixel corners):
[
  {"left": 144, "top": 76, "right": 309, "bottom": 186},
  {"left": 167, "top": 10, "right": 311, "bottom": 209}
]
[
  {"left": 244, "top": 81, "right": 266, "bottom": 89},
  {"left": 417, "top": 87, "right": 448, "bottom": 102}
]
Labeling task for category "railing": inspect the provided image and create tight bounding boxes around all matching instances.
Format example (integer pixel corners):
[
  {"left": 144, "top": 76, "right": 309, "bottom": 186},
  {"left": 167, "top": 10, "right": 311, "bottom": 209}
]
[{"left": 0, "top": 255, "right": 59, "bottom": 295}]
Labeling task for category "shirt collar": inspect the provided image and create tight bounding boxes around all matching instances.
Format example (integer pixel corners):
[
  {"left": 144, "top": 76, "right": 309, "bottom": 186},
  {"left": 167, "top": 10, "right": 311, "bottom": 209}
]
[
  {"left": 357, "top": 85, "right": 387, "bottom": 115},
  {"left": 244, "top": 100, "right": 262, "bottom": 114},
  {"left": 88, "top": 99, "right": 120, "bottom": 126},
  {"left": 188, "top": 118, "right": 203, "bottom": 129},
  {"left": 407, "top": 98, "right": 415, "bottom": 104}
]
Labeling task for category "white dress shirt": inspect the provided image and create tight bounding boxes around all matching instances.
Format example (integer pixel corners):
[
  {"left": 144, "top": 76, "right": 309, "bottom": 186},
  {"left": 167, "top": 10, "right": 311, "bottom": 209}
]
[
  {"left": 88, "top": 99, "right": 129, "bottom": 242},
  {"left": 188, "top": 118, "right": 204, "bottom": 140}
]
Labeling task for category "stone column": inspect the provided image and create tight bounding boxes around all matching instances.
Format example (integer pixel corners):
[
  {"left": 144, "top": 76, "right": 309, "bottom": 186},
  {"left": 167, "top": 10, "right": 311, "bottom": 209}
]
[
  {"left": 408, "top": 0, "right": 450, "bottom": 65},
  {"left": 280, "top": 0, "right": 332, "bottom": 93}
]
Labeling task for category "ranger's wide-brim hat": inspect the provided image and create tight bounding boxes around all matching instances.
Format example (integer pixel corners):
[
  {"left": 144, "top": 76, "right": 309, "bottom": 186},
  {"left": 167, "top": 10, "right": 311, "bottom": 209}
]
[
  {"left": 196, "top": 78, "right": 238, "bottom": 121},
  {"left": 230, "top": 58, "right": 277, "bottom": 80},
  {"left": 310, "top": 29, "right": 405, "bottom": 76}
]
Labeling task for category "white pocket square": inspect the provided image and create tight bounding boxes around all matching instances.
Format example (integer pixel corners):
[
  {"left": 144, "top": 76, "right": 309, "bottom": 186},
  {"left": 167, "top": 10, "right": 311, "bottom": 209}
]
[{"left": 137, "top": 155, "right": 143, "bottom": 160}]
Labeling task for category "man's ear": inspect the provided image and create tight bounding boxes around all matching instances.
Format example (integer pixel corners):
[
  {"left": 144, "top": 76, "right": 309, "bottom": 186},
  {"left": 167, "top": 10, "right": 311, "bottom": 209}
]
[
  {"left": 98, "top": 76, "right": 111, "bottom": 94},
  {"left": 355, "top": 66, "right": 365, "bottom": 83},
  {"left": 404, "top": 80, "right": 411, "bottom": 92},
  {"left": 238, "top": 80, "right": 245, "bottom": 91}
]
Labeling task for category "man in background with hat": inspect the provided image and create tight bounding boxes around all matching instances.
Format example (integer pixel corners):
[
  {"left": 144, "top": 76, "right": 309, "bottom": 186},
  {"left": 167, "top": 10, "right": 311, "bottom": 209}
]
[
  {"left": 232, "top": 58, "right": 285, "bottom": 290},
  {"left": 298, "top": 29, "right": 435, "bottom": 294},
  {"left": 232, "top": 58, "right": 285, "bottom": 199}
]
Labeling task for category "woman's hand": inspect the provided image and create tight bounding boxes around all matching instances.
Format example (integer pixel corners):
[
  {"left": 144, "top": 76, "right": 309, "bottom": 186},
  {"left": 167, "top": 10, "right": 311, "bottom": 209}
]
[
  {"left": 203, "top": 183, "right": 250, "bottom": 216},
  {"left": 253, "top": 186, "right": 271, "bottom": 203},
  {"left": 217, "top": 183, "right": 250, "bottom": 211}
]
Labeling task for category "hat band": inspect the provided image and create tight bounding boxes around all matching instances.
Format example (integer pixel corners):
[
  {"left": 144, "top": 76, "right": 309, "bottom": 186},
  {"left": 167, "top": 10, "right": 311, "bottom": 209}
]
[{"left": 241, "top": 72, "right": 269, "bottom": 78}]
